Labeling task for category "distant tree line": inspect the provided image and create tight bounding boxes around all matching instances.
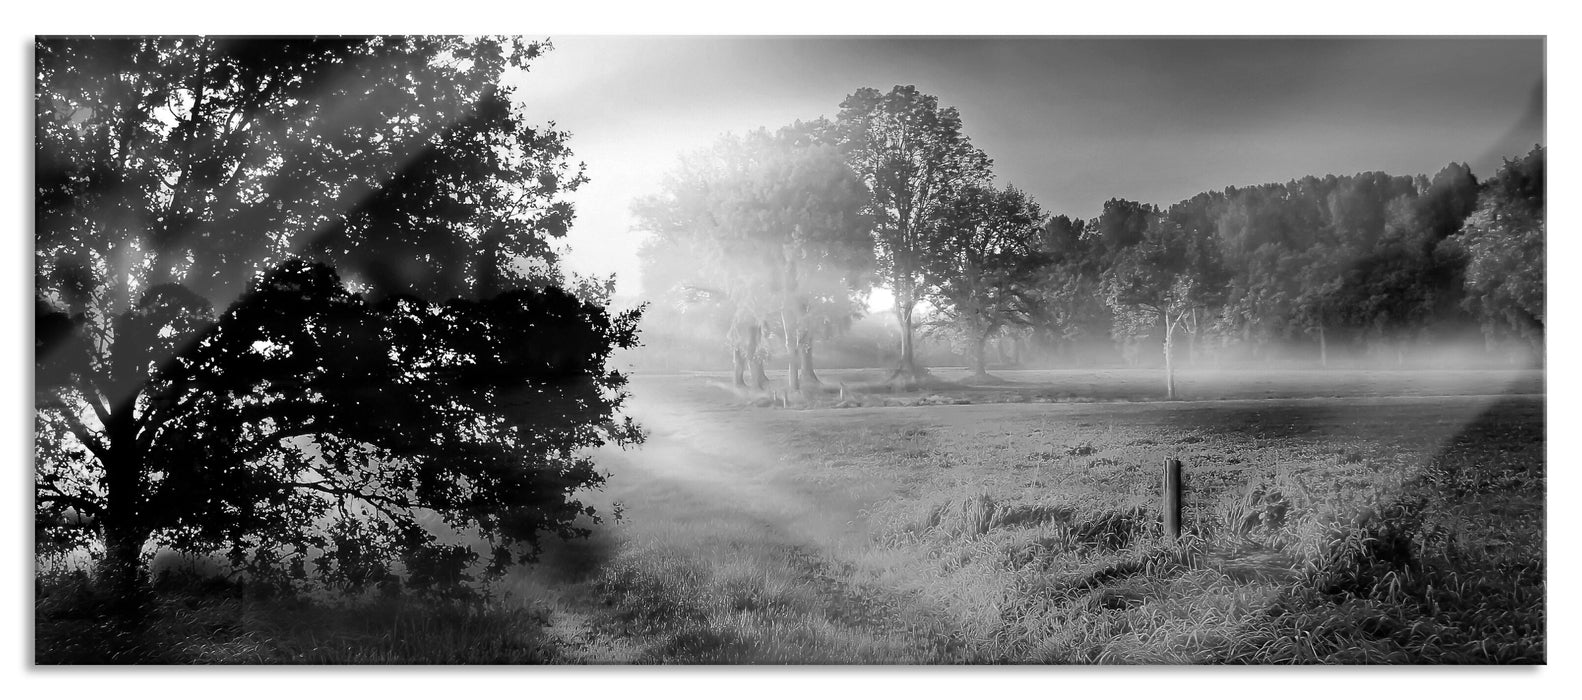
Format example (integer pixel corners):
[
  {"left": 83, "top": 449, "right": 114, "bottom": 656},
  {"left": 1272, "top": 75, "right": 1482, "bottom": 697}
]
[{"left": 635, "top": 85, "right": 1545, "bottom": 391}]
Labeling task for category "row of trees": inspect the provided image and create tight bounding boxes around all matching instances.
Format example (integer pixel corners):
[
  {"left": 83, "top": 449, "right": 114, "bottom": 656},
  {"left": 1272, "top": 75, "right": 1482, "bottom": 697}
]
[
  {"left": 637, "top": 85, "right": 1545, "bottom": 394},
  {"left": 1032, "top": 149, "right": 1544, "bottom": 396},
  {"left": 636, "top": 86, "right": 1020, "bottom": 387},
  {"left": 35, "top": 37, "right": 642, "bottom": 600},
  {"left": 633, "top": 122, "right": 873, "bottom": 392}
]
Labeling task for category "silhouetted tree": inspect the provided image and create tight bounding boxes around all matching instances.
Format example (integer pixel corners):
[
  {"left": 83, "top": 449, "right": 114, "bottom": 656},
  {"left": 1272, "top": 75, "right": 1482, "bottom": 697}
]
[
  {"left": 37, "top": 262, "right": 641, "bottom": 599},
  {"left": 34, "top": 36, "right": 627, "bottom": 599}
]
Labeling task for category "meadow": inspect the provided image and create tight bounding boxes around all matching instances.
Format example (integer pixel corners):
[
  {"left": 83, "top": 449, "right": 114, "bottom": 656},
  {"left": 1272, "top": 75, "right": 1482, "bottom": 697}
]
[
  {"left": 36, "top": 368, "right": 1544, "bottom": 664},
  {"left": 769, "top": 372, "right": 1544, "bottom": 662}
]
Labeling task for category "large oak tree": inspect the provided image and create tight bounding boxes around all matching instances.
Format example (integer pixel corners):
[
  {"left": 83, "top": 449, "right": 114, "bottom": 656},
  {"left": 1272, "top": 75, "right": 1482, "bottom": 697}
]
[
  {"left": 35, "top": 36, "right": 638, "bottom": 599},
  {"left": 836, "top": 85, "right": 991, "bottom": 382},
  {"left": 926, "top": 184, "right": 1044, "bottom": 380}
]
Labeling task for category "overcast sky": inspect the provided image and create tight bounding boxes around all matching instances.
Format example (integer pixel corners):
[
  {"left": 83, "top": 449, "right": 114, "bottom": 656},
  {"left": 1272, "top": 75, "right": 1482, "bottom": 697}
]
[{"left": 510, "top": 36, "right": 1545, "bottom": 297}]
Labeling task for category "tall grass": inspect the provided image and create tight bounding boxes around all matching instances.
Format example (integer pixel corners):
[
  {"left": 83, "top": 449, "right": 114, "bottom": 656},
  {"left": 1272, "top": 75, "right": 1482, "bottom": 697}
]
[
  {"left": 772, "top": 394, "right": 1544, "bottom": 663},
  {"left": 35, "top": 564, "right": 562, "bottom": 664},
  {"left": 566, "top": 512, "right": 968, "bottom": 663}
]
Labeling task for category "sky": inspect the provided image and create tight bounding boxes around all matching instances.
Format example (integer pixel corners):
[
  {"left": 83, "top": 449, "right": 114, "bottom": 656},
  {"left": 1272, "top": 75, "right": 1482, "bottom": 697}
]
[{"left": 510, "top": 36, "right": 1545, "bottom": 298}]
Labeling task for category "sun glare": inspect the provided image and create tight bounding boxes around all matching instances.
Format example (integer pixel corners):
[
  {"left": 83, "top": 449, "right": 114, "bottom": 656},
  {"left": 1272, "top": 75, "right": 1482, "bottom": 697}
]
[{"left": 866, "top": 287, "right": 894, "bottom": 314}]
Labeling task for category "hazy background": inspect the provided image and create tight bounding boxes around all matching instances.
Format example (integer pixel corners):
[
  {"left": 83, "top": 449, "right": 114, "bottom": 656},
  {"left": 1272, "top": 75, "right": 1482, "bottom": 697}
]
[{"left": 510, "top": 36, "right": 1544, "bottom": 299}]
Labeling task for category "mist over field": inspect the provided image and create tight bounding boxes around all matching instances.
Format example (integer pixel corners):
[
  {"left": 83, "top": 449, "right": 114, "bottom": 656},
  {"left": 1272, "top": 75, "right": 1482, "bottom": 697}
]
[{"left": 34, "top": 35, "right": 1543, "bottom": 666}]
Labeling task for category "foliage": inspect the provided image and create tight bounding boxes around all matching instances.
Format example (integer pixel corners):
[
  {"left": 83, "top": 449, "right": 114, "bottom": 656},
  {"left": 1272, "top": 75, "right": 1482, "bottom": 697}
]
[
  {"left": 34, "top": 36, "right": 633, "bottom": 596},
  {"left": 1017, "top": 215, "right": 1111, "bottom": 358},
  {"left": 35, "top": 36, "right": 584, "bottom": 308},
  {"left": 633, "top": 122, "right": 873, "bottom": 389},
  {"left": 1101, "top": 208, "right": 1227, "bottom": 395},
  {"left": 925, "top": 184, "right": 1045, "bottom": 376},
  {"left": 836, "top": 85, "right": 993, "bottom": 378},
  {"left": 1453, "top": 145, "right": 1545, "bottom": 347},
  {"left": 1091, "top": 198, "right": 1157, "bottom": 256},
  {"left": 37, "top": 261, "right": 643, "bottom": 595},
  {"left": 628, "top": 78, "right": 1539, "bottom": 373}
]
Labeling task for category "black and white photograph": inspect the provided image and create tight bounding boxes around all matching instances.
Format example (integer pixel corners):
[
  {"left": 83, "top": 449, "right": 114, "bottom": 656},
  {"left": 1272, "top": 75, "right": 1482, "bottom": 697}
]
[{"left": 27, "top": 20, "right": 1552, "bottom": 672}]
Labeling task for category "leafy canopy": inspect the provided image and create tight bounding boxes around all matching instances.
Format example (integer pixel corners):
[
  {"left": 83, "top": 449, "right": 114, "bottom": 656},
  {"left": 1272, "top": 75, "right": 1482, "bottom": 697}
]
[{"left": 35, "top": 36, "right": 635, "bottom": 595}]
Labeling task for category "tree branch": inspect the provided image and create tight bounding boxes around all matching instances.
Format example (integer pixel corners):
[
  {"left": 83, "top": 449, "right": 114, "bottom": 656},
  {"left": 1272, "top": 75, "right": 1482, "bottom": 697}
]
[
  {"left": 37, "top": 488, "right": 105, "bottom": 518},
  {"left": 48, "top": 401, "right": 113, "bottom": 467}
]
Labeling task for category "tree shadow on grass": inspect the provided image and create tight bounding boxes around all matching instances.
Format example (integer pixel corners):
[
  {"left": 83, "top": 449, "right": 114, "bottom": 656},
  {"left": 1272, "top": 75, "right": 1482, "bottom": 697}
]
[{"left": 525, "top": 514, "right": 624, "bottom": 585}]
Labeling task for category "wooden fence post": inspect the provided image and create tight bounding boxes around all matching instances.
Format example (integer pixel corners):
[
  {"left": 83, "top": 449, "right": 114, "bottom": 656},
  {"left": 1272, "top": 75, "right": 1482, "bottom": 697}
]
[{"left": 1163, "top": 457, "right": 1182, "bottom": 541}]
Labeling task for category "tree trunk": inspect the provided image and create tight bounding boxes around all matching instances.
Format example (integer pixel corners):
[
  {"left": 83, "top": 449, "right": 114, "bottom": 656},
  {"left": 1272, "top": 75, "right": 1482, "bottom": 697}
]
[
  {"left": 798, "top": 331, "right": 821, "bottom": 388},
  {"left": 731, "top": 345, "right": 746, "bottom": 388},
  {"left": 785, "top": 329, "right": 800, "bottom": 393},
  {"left": 782, "top": 260, "right": 802, "bottom": 393},
  {"left": 100, "top": 397, "right": 150, "bottom": 607},
  {"left": 100, "top": 523, "right": 149, "bottom": 608},
  {"left": 893, "top": 299, "right": 924, "bottom": 382},
  {"left": 749, "top": 357, "right": 770, "bottom": 390},
  {"left": 971, "top": 332, "right": 991, "bottom": 380},
  {"left": 1163, "top": 313, "right": 1177, "bottom": 400},
  {"left": 746, "top": 322, "right": 769, "bottom": 390}
]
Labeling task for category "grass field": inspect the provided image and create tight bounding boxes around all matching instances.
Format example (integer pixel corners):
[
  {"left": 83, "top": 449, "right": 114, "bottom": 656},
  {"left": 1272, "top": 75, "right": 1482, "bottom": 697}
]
[
  {"left": 35, "top": 368, "right": 1544, "bottom": 664},
  {"left": 771, "top": 391, "right": 1544, "bottom": 662},
  {"left": 759, "top": 366, "right": 1542, "bottom": 406}
]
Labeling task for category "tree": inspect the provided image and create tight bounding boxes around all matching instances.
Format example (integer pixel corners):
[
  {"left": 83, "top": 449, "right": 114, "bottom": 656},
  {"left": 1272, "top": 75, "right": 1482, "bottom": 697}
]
[
  {"left": 1103, "top": 213, "right": 1226, "bottom": 398},
  {"left": 1413, "top": 162, "right": 1481, "bottom": 242},
  {"left": 1093, "top": 198, "right": 1158, "bottom": 257},
  {"left": 634, "top": 233, "right": 745, "bottom": 375},
  {"left": 1322, "top": 170, "right": 1475, "bottom": 365},
  {"left": 36, "top": 37, "right": 585, "bottom": 310},
  {"left": 836, "top": 85, "right": 992, "bottom": 383},
  {"left": 634, "top": 136, "right": 772, "bottom": 390},
  {"left": 1291, "top": 244, "right": 1351, "bottom": 367},
  {"left": 1016, "top": 215, "right": 1111, "bottom": 364},
  {"left": 1454, "top": 145, "right": 1545, "bottom": 354},
  {"left": 926, "top": 184, "right": 1044, "bottom": 380},
  {"left": 1332, "top": 242, "right": 1440, "bottom": 365},
  {"left": 37, "top": 262, "right": 641, "bottom": 598},
  {"left": 1197, "top": 168, "right": 1477, "bottom": 367},
  {"left": 745, "top": 123, "right": 874, "bottom": 391},
  {"left": 1210, "top": 187, "right": 1297, "bottom": 359},
  {"left": 634, "top": 124, "right": 873, "bottom": 392},
  {"left": 34, "top": 36, "right": 632, "bottom": 598}
]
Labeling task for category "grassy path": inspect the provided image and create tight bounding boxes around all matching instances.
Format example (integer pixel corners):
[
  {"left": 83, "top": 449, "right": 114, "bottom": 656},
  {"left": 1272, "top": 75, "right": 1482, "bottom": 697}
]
[{"left": 504, "top": 377, "right": 965, "bottom": 663}]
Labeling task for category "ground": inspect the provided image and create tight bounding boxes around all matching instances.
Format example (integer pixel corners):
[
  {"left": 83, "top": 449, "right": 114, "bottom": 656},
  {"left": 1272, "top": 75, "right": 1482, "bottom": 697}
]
[
  {"left": 35, "top": 368, "right": 1545, "bottom": 663},
  {"left": 502, "top": 367, "right": 1544, "bottom": 663}
]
